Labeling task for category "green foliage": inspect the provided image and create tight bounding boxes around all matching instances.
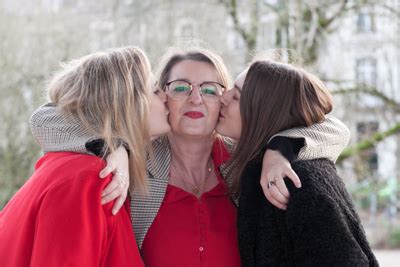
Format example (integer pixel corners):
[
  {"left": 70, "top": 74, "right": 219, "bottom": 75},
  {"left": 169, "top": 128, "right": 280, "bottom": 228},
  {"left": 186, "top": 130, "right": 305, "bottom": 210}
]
[
  {"left": 338, "top": 123, "right": 400, "bottom": 163},
  {"left": 350, "top": 177, "right": 400, "bottom": 211},
  {"left": 389, "top": 227, "right": 400, "bottom": 248}
]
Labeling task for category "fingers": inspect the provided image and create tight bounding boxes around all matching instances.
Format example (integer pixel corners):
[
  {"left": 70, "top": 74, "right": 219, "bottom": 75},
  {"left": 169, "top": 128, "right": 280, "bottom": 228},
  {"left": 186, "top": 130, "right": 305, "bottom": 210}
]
[
  {"left": 99, "top": 164, "right": 114, "bottom": 178},
  {"left": 111, "top": 191, "right": 128, "bottom": 215},
  {"left": 261, "top": 169, "right": 290, "bottom": 198},
  {"left": 101, "top": 176, "right": 120, "bottom": 198},
  {"left": 268, "top": 183, "right": 289, "bottom": 206},
  {"left": 101, "top": 185, "right": 125, "bottom": 205},
  {"left": 261, "top": 184, "right": 287, "bottom": 210},
  {"left": 261, "top": 179, "right": 288, "bottom": 210},
  {"left": 274, "top": 177, "right": 290, "bottom": 199},
  {"left": 284, "top": 169, "right": 302, "bottom": 188},
  {"left": 101, "top": 171, "right": 129, "bottom": 213}
]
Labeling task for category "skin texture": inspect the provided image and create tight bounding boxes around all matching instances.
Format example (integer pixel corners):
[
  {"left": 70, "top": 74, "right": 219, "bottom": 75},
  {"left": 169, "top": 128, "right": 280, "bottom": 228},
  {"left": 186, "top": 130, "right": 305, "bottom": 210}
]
[
  {"left": 216, "top": 69, "right": 246, "bottom": 139},
  {"left": 149, "top": 74, "right": 171, "bottom": 138},
  {"left": 167, "top": 60, "right": 221, "bottom": 139}
]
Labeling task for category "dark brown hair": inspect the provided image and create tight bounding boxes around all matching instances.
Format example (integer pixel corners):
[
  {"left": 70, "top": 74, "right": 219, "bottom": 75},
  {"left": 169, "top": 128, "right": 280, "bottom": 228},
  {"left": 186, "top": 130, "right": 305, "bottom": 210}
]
[{"left": 230, "top": 60, "right": 333, "bottom": 191}]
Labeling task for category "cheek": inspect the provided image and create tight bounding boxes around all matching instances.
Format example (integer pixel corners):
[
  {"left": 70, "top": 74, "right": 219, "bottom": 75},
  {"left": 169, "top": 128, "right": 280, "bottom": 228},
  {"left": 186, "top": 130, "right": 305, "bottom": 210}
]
[
  {"left": 207, "top": 103, "right": 221, "bottom": 123},
  {"left": 229, "top": 102, "right": 240, "bottom": 119},
  {"left": 166, "top": 99, "right": 180, "bottom": 121}
]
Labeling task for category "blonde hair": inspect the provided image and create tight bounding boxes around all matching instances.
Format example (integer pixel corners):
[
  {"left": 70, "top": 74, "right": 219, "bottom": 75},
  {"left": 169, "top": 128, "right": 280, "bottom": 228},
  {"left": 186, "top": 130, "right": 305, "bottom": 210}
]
[
  {"left": 47, "top": 46, "right": 151, "bottom": 193},
  {"left": 157, "top": 46, "right": 232, "bottom": 90}
]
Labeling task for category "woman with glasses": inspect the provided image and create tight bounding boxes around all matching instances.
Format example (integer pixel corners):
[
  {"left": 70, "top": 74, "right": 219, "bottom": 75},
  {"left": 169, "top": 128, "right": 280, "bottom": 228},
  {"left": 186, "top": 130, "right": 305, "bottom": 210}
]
[{"left": 29, "top": 47, "right": 350, "bottom": 266}]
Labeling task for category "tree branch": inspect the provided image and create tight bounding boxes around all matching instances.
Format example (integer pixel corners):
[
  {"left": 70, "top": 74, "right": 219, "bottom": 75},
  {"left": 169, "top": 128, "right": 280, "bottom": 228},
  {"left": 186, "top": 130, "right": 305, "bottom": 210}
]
[
  {"left": 321, "top": 0, "right": 349, "bottom": 29},
  {"left": 382, "top": 3, "right": 400, "bottom": 17},
  {"left": 331, "top": 86, "right": 400, "bottom": 112},
  {"left": 337, "top": 123, "right": 400, "bottom": 163}
]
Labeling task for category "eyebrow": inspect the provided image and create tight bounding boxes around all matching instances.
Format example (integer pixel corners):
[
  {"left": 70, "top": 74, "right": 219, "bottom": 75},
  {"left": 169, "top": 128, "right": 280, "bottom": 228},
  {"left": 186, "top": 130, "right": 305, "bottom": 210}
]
[{"left": 234, "top": 84, "right": 242, "bottom": 92}]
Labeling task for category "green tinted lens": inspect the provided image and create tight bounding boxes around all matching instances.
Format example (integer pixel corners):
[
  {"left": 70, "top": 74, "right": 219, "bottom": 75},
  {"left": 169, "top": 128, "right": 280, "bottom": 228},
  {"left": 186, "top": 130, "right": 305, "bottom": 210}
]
[
  {"left": 201, "top": 83, "right": 220, "bottom": 97},
  {"left": 171, "top": 82, "right": 190, "bottom": 94},
  {"left": 174, "top": 86, "right": 189, "bottom": 92}
]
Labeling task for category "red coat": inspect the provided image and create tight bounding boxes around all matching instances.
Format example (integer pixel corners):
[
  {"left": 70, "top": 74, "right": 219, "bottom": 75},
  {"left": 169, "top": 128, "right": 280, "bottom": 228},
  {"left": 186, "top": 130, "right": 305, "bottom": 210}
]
[{"left": 0, "top": 152, "right": 144, "bottom": 267}]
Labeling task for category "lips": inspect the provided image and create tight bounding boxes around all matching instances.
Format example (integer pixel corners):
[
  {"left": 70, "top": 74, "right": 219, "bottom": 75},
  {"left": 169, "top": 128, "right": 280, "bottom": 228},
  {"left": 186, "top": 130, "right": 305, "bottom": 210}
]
[{"left": 184, "top": 111, "right": 204, "bottom": 119}]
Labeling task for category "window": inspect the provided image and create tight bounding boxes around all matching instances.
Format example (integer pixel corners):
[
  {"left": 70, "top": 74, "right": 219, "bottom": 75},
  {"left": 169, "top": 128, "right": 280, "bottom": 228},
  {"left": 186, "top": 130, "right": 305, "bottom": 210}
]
[
  {"left": 357, "top": 12, "right": 375, "bottom": 33},
  {"left": 356, "top": 58, "right": 377, "bottom": 87}
]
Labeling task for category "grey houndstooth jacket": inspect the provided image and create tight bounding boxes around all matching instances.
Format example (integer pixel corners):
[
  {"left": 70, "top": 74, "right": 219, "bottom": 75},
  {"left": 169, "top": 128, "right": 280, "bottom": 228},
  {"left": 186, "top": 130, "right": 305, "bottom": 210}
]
[{"left": 30, "top": 103, "right": 350, "bottom": 248}]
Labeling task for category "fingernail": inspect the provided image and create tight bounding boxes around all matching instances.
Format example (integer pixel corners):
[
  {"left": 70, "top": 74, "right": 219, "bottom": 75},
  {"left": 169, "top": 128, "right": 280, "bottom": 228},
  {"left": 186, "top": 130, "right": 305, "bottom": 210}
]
[
  {"left": 101, "top": 200, "right": 105, "bottom": 205},
  {"left": 99, "top": 172, "right": 105, "bottom": 178},
  {"left": 112, "top": 209, "right": 117, "bottom": 215}
]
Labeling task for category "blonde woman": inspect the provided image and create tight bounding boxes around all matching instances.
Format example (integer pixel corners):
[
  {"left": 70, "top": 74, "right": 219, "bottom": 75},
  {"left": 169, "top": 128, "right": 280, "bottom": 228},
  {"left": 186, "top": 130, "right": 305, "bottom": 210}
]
[{"left": 0, "top": 46, "right": 170, "bottom": 266}]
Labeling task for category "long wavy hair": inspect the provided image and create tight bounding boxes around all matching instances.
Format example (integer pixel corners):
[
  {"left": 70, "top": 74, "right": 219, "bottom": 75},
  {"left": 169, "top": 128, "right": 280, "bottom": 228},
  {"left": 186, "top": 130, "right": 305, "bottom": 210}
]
[
  {"left": 230, "top": 60, "right": 333, "bottom": 192},
  {"left": 47, "top": 46, "right": 151, "bottom": 193}
]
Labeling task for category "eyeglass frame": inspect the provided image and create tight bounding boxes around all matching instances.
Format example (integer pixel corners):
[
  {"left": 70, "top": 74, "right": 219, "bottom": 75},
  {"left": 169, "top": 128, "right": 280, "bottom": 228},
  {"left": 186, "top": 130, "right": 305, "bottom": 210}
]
[{"left": 164, "top": 79, "right": 226, "bottom": 102}]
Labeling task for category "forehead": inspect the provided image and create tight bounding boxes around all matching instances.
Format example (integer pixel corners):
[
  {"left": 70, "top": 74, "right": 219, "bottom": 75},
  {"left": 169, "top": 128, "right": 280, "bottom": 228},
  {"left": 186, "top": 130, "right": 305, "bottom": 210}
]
[
  {"left": 169, "top": 60, "right": 219, "bottom": 83},
  {"left": 234, "top": 69, "right": 247, "bottom": 89}
]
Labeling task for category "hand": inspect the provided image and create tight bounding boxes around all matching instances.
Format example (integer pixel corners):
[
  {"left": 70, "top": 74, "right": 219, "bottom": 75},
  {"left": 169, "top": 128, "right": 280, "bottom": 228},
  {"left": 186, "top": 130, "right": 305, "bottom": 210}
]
[
  {"left": 260, "top": 149, "right": 301, "bottom": 210},
  {"left": 99, "top": 146, "right": 129, "bottom": 215}
]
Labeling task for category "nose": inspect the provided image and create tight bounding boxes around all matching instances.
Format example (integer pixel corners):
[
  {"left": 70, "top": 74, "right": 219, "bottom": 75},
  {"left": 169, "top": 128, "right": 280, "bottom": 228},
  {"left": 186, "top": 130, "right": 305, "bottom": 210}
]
[{"left": 187, "top": 85, "right": 203, "bottom": 105}]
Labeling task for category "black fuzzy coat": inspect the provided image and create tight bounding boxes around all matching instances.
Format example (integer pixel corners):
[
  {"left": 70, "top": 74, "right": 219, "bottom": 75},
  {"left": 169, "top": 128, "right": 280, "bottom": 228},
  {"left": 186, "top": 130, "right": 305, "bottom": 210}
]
[{"left": 238, "top": 158, "right": 379, "bottom": 267}]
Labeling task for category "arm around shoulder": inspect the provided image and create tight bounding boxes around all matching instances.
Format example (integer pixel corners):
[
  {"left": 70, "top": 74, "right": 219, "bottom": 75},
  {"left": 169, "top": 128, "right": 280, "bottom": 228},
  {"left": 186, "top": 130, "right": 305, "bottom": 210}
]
[
  {"left": 30, "top": 103, "right": 99, "bottom": 154},
  {"left": 269, "top": 115, "right": 350, "bottom": 162}
]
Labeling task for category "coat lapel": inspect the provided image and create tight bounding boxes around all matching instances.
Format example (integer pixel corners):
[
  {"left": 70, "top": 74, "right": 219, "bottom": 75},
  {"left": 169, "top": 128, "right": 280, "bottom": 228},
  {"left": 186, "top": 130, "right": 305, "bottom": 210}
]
[{"left": 130, "top": 136, "right": 171, "bottom": 248}]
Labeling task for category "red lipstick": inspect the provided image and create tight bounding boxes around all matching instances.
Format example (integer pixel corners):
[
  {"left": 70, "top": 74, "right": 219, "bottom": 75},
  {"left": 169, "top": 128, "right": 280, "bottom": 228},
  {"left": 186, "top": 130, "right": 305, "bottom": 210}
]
[{"left": 184, "top": 111, "right": 204, "bottom": 119}]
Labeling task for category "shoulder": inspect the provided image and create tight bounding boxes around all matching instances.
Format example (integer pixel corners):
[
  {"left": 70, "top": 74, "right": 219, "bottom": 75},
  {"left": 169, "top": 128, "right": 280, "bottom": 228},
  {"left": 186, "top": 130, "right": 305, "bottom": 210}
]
[
  {"left": 291, "top": 158, "right": 337, "bottom": 178},
  {"left": 39, "top": 152, "right": 106, "bottom": 172},
  {"left": 287, "top": 159, "right": 341, "bottom": 202},
  {"left": 37, "top": 152, "right": 109, "bottom": 191},
  {"left": 29, "top": 103, "right": 99, "bottom": 154},
  {"left": 36, "top": 153, "right": 117, "bottom": 216}
]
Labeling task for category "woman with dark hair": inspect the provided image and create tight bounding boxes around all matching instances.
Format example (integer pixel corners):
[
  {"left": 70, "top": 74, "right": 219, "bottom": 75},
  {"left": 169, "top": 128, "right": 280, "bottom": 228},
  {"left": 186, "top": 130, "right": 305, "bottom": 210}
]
[{"left": 217, "top": 60, "right": 379, "bottom": 266}]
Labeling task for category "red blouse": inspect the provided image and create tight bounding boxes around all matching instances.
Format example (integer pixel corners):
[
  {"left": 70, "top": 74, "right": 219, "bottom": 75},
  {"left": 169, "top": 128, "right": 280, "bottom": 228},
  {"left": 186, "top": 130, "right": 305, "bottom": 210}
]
[
  {"left": 141, "top": 139, "right": 241, "bottom": 267},
  {"left": 0, "top": 152, "right": 144, "bottom": 267}
]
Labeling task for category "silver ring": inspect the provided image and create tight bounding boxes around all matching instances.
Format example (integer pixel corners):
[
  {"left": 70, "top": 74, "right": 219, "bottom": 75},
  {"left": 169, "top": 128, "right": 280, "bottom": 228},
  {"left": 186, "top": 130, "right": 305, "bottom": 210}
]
[{"left": 267, "top": 180, "right": 276, "bottom": 189}]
